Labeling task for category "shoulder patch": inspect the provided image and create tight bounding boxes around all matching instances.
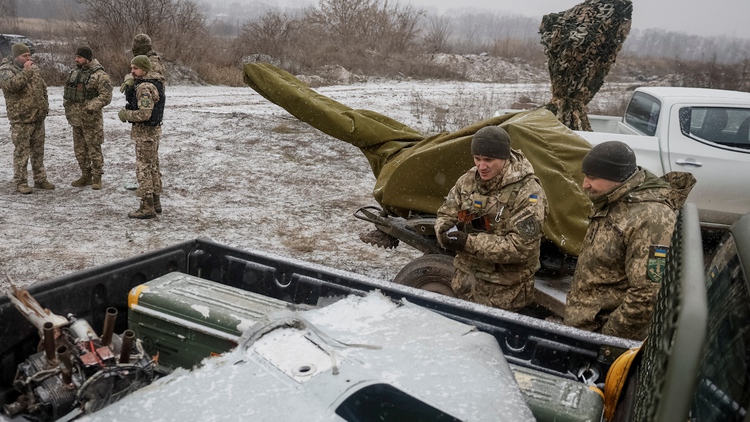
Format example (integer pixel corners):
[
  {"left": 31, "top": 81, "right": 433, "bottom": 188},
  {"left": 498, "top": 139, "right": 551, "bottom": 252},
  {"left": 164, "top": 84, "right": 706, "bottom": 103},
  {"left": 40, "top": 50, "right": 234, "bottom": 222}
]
[
  {"left": 647, "top": 245, "right": 669, "bottom": 283},
  {"left": 528, "top": 194, "right": 538, "bottom": 204},
  {"left": 515, "top": 215, "right": 541, "bottom": 239}
]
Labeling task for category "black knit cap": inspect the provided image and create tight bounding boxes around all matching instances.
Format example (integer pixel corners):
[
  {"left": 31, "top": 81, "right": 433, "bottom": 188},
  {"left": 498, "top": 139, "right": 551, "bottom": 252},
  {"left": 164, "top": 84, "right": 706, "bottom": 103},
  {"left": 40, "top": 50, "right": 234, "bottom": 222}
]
[
  {"left": 582, "top": 140, "right": 637, "bottom": 182},
  {"left": 76, "top": 46, "right": 93, "bottom": 61},
  {"left": 471, "top": 126, "right": 511, "bottom": 159}
]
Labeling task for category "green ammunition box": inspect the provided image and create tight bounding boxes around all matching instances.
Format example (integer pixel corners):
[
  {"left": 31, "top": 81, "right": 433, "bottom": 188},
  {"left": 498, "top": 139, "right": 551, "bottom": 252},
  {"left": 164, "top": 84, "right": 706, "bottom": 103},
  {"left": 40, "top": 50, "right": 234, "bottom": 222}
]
[
  {"left": 512, "top": 364, "right": 604, "bottom": 422},
  {"left": 128, "top": 272, "right": 289, "bottom": 372}
]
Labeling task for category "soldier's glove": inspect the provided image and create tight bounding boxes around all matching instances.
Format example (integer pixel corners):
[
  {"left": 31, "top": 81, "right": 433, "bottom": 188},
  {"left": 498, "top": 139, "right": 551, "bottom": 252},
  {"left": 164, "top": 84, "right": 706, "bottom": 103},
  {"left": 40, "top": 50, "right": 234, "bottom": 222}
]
[
  {"left": 439, "top": 230, "right": 467, "bottom": 252},
  {"left": 120, "top": 74, "right": 135, "bottom": 93},
  {"left": 434, "top": 221, "right": 455, "bottom": 235},
  {"left": 118, "top": 109, "right": 128, "bottom": 122}
]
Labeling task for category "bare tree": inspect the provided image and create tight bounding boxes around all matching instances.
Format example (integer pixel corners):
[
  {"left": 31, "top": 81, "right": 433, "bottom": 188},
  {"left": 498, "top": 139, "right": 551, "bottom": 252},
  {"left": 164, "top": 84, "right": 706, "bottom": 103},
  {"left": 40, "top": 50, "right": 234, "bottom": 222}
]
[
  {"left": 0, "top": 0, "right": 18, "bottom": 31},
  {"left": 75, "top": 0, "right": 207, "bottom": 65},
  {"left": 423, "top": 15, "right": 453, "bottom": 53}
]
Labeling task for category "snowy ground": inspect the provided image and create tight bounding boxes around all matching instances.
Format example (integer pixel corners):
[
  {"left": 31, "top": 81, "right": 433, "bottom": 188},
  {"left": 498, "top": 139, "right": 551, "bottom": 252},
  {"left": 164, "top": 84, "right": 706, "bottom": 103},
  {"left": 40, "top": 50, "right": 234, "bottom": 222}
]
[{"left": 0, "top": 77, "right": 631, "bottom": 290}]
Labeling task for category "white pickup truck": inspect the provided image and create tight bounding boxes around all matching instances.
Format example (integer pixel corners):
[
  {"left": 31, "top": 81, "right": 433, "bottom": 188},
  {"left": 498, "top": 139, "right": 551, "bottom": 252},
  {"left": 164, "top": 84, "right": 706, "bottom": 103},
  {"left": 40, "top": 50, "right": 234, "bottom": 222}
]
[{"left": 577, "top": 86, "right": 750, "bottom": 229}]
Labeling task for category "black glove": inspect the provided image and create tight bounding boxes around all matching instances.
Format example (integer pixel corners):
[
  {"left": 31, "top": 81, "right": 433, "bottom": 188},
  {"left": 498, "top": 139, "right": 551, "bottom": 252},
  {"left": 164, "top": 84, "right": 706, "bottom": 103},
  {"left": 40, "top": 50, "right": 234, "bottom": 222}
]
[{"left": 440, "top": 230, "right": 467, "bottom": 252}]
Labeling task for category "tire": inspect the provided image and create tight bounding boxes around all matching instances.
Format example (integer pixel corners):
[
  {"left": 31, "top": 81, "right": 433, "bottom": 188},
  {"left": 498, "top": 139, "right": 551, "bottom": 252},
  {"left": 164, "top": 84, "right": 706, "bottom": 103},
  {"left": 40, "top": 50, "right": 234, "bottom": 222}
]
[{"left": 393, "top": 254, "right": 456, "bottom": 297}]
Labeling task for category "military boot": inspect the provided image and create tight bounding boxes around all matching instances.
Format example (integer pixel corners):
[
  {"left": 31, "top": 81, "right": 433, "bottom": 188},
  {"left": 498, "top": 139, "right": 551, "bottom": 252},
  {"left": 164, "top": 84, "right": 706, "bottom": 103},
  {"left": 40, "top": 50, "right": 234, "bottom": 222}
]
[
  {"left": 71, "top": 174, "right": 92, "bottom": 187},
  {"left": 153, "top": 194, "right": 162, "bottom": 214},
  {"left": 17, "top": 184, "right": 32, "bottom": 194},
  {"left": 35, "top": 180, "right": 55, "bottom": 190},
  {"left": 128, "top": 196, "right": 157, "bottom": 219},
  {"left": 91, "top": 176, "right": 102, "bottom": 190}
]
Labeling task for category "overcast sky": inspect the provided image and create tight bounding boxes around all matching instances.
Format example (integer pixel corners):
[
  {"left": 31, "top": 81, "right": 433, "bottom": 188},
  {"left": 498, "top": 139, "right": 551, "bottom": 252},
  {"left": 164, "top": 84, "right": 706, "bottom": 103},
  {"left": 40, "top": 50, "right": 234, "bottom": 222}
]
[
  {"left": 402, "top": 0, "right": 750, "bottom": 39},
  {"left": 276, "top": 0, "right": 750, "bottom": 39}
]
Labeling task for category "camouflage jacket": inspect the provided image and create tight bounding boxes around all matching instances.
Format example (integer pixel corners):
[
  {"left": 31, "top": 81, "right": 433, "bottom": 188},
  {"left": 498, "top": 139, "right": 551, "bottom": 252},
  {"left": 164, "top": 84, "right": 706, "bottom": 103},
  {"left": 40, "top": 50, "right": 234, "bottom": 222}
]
[
  {"left": 146, "top": 51, "right": 166, "bottom": 85},
  {"left": 564, "top": 168, "right": 678, "bottom": 340},
  {"left": 436, "top": 150, "right": 549, "bottom": 285},
  {"left": 120, "top": 79, "right": 159, "bottom": 124},
  {"left": 63, "top": 59, "right": 113, "bottom": 127},
  {"left": 0, "top": 57, "right": 48, "bottom": 124}
]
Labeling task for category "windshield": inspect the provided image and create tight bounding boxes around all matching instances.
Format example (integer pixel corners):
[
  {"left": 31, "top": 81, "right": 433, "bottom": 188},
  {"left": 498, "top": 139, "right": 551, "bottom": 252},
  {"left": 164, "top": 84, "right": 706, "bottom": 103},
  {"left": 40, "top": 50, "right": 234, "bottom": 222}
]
[{"left": 691, "top": 233, "right": 750, "bottom": 420}]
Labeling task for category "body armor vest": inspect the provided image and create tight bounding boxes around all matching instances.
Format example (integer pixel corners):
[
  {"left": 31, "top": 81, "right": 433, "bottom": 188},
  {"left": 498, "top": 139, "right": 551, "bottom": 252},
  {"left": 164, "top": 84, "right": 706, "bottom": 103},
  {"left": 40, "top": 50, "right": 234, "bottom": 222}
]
[{"left": 125, "top": 78, "right": 165, "bottom": 126}]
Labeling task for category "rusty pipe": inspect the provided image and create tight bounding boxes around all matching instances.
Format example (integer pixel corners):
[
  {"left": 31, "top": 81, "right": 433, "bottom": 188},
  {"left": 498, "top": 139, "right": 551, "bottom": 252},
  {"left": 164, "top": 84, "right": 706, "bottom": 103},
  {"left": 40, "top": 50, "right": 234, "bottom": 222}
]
[
  {"left": 43, "top": 321, "right": 56, "bottom": 363},
  {"left": 120, "top": 330, "right": 134, "bottom": 363},
  {"left": 101, "top": 307, "right": 118, "bottom": 347},
  {"left": 56, "top": 345, "right": 73, "bottom": 385}
]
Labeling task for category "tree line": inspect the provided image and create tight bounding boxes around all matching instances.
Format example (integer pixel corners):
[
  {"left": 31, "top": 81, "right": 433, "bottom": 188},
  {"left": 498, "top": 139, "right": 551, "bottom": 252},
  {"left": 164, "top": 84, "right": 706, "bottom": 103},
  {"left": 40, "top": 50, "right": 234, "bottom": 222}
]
[{"left": 1, "top": 0, "right": 749, "bottom": 91}]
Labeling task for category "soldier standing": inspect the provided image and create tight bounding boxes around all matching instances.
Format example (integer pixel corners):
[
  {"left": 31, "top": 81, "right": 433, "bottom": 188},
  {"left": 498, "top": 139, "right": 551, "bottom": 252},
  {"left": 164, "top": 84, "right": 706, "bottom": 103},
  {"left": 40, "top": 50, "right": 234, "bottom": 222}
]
[
  {"left": 434, "top": 126, "right": 548, "bottom": 312},
  {"left": 0, "top": 43, "right": 54, "bottom": 194},
  {"left": 63, "top": 46, "right": 112, "bottom": 190},
  {"left": 564, "top": 141, "right": 686, "bottom": 340},
  {"left": 118, "top": 55, "right": 165, "bottom": 219},
  {"left": 120, "top": 33, "right": 166, "bottom": 93}
]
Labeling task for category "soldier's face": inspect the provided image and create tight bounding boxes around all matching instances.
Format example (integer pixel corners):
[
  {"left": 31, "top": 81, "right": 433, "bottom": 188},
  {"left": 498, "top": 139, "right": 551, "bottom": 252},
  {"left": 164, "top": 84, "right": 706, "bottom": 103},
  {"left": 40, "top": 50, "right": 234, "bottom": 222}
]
[
  {"left": 473, "top": 155, "right": 506, "bottom": 181},
  {"left": 14, "top": 52, "right": 31, "bottom": 66},
  {"left": 582, "top": 175, "right": 621, "bottom": 198},
  {"left": 131, "top": 65, "right": 145, "bottom": 78},
  {"left": 74, "top": 55, "right": 89, "bottom": 67}
]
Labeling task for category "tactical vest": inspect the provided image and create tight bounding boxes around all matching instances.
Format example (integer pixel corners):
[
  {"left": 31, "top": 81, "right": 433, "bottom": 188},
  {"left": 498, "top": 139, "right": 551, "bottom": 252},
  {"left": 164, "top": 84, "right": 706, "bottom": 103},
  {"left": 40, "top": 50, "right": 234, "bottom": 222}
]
[
  {"left": 125, "top": 78, "right": 165, "bottom": 126},
  {"left": 63, "top": 67, "right": 103, "bottom": 103}
]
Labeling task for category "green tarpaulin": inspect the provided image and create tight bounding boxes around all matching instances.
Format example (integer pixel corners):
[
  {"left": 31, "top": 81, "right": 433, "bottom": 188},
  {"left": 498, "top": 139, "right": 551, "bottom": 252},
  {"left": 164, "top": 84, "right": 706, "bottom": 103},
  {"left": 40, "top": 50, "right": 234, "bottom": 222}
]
[{"left": 244, "top": 63, "right": 593, "bottom": 255}]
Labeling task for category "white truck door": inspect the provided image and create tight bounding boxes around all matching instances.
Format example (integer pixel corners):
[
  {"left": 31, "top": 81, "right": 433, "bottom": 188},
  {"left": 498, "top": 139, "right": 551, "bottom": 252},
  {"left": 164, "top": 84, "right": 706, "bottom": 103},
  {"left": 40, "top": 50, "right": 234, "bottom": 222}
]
[{"left": 668, "top": 105, "right": 750, "bottom": 227}]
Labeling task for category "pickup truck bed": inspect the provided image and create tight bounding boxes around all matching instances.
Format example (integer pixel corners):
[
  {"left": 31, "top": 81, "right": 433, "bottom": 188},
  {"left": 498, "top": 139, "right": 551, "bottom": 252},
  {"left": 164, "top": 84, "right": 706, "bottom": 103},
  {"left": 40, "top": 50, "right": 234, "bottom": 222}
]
[
  {"left": 0, "top": 239, "right": 635, "bottom": 418},
  {"left": 2, "top": 205, "right": 749, "bottom": 421}
]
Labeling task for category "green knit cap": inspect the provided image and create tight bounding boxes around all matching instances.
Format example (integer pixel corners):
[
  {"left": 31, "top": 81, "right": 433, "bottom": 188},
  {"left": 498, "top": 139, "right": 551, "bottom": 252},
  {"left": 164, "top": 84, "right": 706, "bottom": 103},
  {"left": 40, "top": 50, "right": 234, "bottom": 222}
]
[
  {"left": 131, "top": 55, "right": 151, "bottom": 72},
  {"left": 12, "top": 43, "right": 30, "bottom": 58}
]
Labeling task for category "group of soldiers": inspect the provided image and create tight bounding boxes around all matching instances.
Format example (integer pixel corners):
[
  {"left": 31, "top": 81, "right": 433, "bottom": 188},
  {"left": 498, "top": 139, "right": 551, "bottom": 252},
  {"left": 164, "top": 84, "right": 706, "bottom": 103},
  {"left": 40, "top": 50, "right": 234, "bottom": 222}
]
[
  {"left": 435, "top": 126, "right": 694, "bottom": 340},
  {"left": 0, "top": 34, "right": 166, "bottom": 219}
]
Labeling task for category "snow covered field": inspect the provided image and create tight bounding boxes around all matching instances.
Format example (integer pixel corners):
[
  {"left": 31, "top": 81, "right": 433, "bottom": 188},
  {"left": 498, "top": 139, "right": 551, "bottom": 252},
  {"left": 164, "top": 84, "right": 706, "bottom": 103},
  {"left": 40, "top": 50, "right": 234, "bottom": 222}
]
[{"left": 0, "top": 77, "right": 630, "bottom": 289}]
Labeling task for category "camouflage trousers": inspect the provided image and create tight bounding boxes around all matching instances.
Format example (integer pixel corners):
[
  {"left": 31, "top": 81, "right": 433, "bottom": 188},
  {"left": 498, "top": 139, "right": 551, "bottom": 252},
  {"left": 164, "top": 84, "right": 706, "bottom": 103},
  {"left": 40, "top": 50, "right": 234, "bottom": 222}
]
[
  {"left": 451, "top": 268, "right": 534, "bottom": 312},
  {"left": 71, "top": 125, "right": 104, "bottom": 176},
  {"left": 10, "top": 119, "right": 48, "bottom": 185},
  {"left": 132, "top": 124, "right": 162, "bottom": 197}
]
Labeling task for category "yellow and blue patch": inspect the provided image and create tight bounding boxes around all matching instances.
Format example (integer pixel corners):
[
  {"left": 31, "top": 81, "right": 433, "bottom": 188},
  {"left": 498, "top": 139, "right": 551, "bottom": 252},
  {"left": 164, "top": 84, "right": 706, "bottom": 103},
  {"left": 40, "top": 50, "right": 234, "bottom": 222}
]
[
  {"left": 528, "top": 194, "right": 538, "bottom": 204},
  {"left": 647, "top": 245, "right": 669, "bottom": 283}
]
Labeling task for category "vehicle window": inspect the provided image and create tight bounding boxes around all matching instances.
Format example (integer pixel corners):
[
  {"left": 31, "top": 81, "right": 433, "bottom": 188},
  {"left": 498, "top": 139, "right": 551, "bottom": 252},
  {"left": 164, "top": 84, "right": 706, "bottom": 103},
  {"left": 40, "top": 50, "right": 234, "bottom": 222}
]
[
  {"left": 625, "top": 92, "right": 661, "bottom": 136},
  {"left": 680, "top": 106, "right": 750, "bottom": 150},
  {"left": 692, "top": 234, "right": 750, "bottom": 420},
  {"left": 336, "top": 383, "right": 461, "bottom": 421}
]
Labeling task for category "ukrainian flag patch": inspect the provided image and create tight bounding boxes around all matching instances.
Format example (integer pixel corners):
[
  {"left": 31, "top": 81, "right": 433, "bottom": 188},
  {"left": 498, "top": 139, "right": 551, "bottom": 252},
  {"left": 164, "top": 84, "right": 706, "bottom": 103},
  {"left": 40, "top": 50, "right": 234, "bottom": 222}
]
[
  {"left": 473, "top": 199, "right": 483, "bottom": 208},
  {"left": 647, "top": 245, "right": 669, "bottom": 283},
  {"left": 528, "top": 194, "right": 538, "bottom": 203}
]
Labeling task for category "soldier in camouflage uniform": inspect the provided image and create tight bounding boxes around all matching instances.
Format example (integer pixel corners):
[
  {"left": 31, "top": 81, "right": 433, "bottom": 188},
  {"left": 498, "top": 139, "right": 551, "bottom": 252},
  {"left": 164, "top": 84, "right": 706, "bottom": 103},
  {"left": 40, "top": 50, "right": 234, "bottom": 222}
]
[
  {"left": 435, "top": 126, "right": 549, "bottom": 312},
  {"left": 0, "top": 43, "right": 54, "bottom": 194},
  {"left": 564, "top": 141, "right": 684, "bottom": 341},
  {"left": 118, "top": 55, "right": 165, "bottom": 219},
  {"left": 120, "top": 33, "right": 166, "bottom": 209},
  {"left": 63, "top": 46, "right": 112, "bottom": 190}
]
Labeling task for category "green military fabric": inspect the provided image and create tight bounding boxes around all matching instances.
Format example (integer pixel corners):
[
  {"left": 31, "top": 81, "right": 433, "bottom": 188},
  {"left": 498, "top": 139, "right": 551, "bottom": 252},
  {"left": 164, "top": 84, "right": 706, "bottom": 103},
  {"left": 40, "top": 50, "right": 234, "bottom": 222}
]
[
  {"left": 564, "top": 169, "right": 677, "bottom": 340},
  {"left": 243, "top": 62, "right": 424, "bottom": 178},
  {"left": 435, "top": 150, "right": 548, "bottom": 311},
  {"left": 540, "top": 0, "right": 632, "bottom": 131},
  {"left": 242, "top": 63, "right": 593, "bottom": 256}
]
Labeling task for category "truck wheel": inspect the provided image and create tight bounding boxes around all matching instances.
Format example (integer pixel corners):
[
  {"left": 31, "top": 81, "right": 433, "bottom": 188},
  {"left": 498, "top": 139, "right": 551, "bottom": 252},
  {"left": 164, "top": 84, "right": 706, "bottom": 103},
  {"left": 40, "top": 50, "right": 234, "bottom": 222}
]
[{"left": 393, "top": 254, "right": 456, "bottom": 297}]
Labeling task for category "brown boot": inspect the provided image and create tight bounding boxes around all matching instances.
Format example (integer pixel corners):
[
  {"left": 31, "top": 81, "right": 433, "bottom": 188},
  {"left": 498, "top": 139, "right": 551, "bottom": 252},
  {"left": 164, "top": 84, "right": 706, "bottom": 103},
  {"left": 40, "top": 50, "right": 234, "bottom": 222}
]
[
  {"left": 71, "top": 174, "right": 92, "bottom": 187},
  {"left": 128, "top": 196, "right": 157, "bottom": 219},
  {"left": 34, "top": 180, "right": 55, "bottom": 190},
  {"left": 153, "top": 194, "right": 162, "bottom": 214},
  {"left": 17, "top": 183, "right": 32, "bottom": 194},
  {"left": 91, "top": 176, "right": 102, "bottom": 190}
]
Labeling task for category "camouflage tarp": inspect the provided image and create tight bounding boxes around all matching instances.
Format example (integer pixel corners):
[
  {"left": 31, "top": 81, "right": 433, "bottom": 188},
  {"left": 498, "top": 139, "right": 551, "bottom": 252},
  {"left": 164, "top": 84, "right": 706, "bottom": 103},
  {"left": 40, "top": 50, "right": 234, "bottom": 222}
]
[
  {"left": 244, "top": 63, "right": 593, "bottom": 255},
  {"left": 540, "top": 0, "right": 632, "bottom": 131}
]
